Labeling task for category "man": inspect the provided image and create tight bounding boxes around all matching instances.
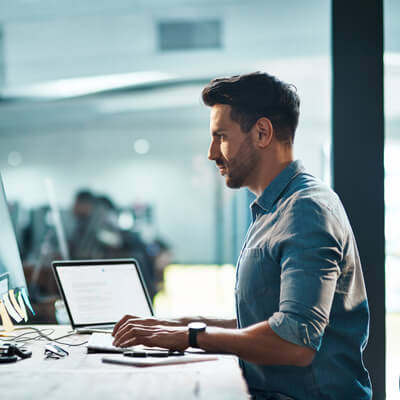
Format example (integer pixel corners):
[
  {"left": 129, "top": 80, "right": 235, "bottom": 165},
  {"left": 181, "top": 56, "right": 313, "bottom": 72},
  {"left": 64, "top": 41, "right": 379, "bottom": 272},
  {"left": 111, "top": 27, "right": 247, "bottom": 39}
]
[{"left": 112, "top": 72, "right": 372, "bottom": 400}]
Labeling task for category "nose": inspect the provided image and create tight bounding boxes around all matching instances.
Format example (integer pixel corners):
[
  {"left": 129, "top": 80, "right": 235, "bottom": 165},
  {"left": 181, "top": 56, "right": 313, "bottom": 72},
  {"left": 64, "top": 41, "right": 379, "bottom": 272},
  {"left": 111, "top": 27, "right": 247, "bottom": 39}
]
[{"left": 208, "top": 139, "right": 219, "bottom": 161}]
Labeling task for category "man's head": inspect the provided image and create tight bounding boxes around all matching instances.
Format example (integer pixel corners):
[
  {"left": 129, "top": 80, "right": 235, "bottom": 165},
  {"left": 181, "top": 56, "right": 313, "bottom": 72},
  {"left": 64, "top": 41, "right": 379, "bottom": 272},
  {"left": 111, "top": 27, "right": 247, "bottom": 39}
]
[
  {"left": 202, "top": 72, "right": 300, "bottom": 191},
  {"left": 73, "top": 190, "right": 95, "bottom": 220}
]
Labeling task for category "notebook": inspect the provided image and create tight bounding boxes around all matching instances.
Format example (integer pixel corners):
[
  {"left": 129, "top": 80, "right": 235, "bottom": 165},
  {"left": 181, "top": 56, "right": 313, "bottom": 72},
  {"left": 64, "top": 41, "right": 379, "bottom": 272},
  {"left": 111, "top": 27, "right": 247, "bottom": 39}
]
[
  {"left": 52, "top": 258, "right": 154, "bottom": 333},
  {"left": 102, "top": 354, "right": 218, "bottom": 367}
]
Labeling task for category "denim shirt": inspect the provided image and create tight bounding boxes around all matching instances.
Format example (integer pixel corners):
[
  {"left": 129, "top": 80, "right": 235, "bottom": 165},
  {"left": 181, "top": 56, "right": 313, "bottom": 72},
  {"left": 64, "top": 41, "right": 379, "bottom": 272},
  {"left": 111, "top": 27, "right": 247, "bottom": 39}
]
[{"left": 235, "top": 160, "right": 372, "bottom": 400}]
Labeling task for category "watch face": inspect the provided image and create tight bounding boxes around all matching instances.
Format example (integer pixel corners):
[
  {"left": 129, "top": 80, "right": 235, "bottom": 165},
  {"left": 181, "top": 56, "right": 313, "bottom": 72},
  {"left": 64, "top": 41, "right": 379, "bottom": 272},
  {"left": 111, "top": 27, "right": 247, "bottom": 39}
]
[{"left": 188, "top": 322, "right": 206, "bottom": 330}]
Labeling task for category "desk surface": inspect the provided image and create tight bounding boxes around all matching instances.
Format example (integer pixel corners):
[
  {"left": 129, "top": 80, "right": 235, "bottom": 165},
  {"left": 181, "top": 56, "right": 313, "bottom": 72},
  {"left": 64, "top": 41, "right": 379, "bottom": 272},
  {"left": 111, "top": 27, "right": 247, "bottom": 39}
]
[{"left": 0, "top": 325, "right": 249, "bottom": 400}]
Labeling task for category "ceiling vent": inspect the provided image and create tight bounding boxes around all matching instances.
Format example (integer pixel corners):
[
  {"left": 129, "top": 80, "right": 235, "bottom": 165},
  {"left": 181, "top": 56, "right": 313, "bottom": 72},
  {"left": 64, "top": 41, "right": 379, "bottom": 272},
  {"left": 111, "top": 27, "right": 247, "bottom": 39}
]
[{"left": 158, "top": 20, "right": 222, "bottom": 51}]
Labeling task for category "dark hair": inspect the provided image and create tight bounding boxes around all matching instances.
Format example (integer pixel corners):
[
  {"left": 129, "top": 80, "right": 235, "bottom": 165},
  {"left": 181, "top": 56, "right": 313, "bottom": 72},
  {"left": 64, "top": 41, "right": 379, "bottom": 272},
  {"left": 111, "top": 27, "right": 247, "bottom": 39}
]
[
  {"left": 75, "top": 190, "right": 95, "bottom": 204},
  {"left": 201, "top": 72, "right": 300, "bottom": 143}
]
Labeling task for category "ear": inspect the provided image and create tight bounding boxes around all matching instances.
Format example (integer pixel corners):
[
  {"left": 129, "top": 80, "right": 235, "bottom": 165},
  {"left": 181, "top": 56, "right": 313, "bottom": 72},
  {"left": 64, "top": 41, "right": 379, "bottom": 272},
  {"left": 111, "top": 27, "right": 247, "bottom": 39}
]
[{"left": 254, "top": 117, "right": 273, "bottom": 148}]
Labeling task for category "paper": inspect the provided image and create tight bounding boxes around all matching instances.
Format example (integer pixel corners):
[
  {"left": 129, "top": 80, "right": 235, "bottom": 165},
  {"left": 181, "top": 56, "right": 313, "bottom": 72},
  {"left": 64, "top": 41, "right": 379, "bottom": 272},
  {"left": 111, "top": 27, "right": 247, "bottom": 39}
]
[
  {"left": 16, "top": 289, "right": 28, "bottom": 322},
  {"left": 0, "top": 299, "right": 14, "bottom": 332},
  {"left": 9, "top": 289, "right": 24, "bottom": 320},
  {"left": 102, "top": 354, "right": 219, "bottom": 367},
  {"left": 21, "top": 287, "right": 35, "bottom": 316},
  {"left": 2, "top": 293, "right": 22, "bottom": 322}
]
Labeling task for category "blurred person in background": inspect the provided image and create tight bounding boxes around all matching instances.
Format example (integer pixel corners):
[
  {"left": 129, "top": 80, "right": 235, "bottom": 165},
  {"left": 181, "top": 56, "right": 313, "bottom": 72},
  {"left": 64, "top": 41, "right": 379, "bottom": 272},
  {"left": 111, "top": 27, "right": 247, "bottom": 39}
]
[
  {"left": 69, "top": 189, "right": 97, "bottom": 259},
  {"left": 69, "top": 190, "right": 159, "bottom": 300}
]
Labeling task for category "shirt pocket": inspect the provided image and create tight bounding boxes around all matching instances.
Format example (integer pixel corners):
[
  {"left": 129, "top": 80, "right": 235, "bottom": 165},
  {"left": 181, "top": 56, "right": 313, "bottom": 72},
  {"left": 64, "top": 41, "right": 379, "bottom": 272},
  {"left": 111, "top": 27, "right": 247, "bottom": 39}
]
[{"left": 237, "top": 247, "right": 269, "bottom": 299}]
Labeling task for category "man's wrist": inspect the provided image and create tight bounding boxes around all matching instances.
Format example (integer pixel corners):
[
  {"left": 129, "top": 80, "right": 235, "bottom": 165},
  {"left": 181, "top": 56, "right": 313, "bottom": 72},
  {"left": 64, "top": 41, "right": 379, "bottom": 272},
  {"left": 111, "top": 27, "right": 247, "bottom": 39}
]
[{"left": 188, "top": 322, "right": 207, "bottom": 348}]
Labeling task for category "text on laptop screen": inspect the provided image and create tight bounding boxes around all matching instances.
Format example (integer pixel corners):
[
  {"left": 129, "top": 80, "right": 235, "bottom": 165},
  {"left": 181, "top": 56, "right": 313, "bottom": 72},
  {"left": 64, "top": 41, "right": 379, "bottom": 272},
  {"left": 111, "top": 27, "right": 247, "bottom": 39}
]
[{"left": 56, "top": 263, "right": 152, "bottom": 325}]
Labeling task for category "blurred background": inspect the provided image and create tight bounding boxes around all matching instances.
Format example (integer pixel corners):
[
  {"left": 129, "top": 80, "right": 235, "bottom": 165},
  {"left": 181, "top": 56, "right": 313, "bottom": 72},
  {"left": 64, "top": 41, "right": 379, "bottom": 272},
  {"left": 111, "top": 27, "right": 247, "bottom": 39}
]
[{"left": 0, "top": 0, "right": 398, "bottom": 397}]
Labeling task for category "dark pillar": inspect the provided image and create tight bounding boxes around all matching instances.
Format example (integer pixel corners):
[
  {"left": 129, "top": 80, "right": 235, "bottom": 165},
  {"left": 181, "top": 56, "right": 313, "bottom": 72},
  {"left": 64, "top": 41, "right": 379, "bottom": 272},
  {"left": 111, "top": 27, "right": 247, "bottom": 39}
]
[{"left": 332, "top": 1, "right": 385, "bottom": 398}]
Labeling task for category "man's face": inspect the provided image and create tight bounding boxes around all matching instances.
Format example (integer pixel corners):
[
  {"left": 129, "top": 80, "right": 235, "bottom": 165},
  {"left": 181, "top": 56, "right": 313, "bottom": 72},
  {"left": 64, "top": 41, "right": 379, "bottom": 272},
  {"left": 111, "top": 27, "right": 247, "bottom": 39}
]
[
  {"left": 73, "top": 200, "right": 93, "bottom": 220},
  {"left": 208, "top": 104, "right": 259, "bottom": 189}
]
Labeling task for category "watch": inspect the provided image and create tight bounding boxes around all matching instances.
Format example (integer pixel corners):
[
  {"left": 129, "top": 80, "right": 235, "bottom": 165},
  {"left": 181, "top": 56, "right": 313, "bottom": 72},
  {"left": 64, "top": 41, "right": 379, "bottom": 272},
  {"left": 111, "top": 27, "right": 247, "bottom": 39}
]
[{"left": 188, "top": 322, "right": 207, "bottom": 348}]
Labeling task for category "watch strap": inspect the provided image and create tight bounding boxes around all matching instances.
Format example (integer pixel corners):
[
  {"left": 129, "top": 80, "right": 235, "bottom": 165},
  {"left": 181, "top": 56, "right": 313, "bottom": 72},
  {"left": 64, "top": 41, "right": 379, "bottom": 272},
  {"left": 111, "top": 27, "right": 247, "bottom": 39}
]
[
  {"left": 189, "top": 328, "right": 199, "bottom": 348},
  {"left": 188, "top": 323, "right": 206, "bottom": 348}
]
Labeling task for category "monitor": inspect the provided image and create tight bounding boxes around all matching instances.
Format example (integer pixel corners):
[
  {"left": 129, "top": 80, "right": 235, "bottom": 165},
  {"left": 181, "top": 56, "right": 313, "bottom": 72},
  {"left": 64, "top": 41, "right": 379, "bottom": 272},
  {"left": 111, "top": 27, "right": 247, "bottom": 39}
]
[{"left": 0, "top": 173, "right": 28, "bottom": 294}]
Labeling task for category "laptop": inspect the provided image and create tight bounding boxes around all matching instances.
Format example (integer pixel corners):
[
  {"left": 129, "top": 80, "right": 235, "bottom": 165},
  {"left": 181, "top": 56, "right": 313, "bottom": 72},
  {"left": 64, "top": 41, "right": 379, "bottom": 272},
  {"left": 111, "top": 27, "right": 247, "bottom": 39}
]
[{"left": 52, "top": 258, "right": 154, "bottom": 334}]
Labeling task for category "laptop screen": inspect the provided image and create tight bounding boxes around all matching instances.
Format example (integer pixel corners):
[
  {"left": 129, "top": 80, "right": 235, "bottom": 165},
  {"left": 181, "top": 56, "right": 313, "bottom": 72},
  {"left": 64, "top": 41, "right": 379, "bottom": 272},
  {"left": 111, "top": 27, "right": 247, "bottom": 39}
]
[{"left": 53, "top": 259, "right": 153, "bottom": 327}]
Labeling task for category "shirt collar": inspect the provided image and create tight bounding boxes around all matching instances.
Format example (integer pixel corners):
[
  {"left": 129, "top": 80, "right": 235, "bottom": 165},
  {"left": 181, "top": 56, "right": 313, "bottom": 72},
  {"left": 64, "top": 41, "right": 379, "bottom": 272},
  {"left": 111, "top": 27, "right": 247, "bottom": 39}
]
[{"left": 252, "top": 160, "right": 305, "bottom": 213}]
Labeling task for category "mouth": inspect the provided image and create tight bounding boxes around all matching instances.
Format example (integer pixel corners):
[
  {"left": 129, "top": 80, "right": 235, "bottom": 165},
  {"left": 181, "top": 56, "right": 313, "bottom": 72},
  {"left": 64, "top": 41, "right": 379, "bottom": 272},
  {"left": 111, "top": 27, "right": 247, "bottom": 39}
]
[
  {"left": 215, "top": 160, "right": 227, "bottom": 175},
  {"left": 218, "top": 167, "right": 227, "bottom": 176}
]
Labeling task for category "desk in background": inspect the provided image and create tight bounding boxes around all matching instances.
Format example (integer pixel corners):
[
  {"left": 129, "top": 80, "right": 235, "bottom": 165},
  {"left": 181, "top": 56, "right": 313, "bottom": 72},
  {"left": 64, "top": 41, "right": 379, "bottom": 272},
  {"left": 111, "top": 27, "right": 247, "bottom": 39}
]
[{"left": 0, "top": 325, "right": 250, "bottom": 400}]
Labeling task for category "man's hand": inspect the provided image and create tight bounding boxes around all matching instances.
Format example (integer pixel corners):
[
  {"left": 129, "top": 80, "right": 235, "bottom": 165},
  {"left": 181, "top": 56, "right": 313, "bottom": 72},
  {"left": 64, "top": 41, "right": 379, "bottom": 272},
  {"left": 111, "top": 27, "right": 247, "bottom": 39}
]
[
  {"left": 112, "top": 321, "right": 189, "bottom": 351},
  {"left": 112, "top": 315, "right": 166, "bottom": 337}
]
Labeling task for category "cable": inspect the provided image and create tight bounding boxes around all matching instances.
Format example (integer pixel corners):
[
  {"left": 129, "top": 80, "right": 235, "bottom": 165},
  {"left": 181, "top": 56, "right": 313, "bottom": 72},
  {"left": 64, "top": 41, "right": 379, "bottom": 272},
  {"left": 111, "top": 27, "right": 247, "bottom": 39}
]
[
  {"left": 0, "top": 327, "right": 88, "bottom": 347},
  {"left": 4, "top": 327, "right": 55, "bottom": 342}
]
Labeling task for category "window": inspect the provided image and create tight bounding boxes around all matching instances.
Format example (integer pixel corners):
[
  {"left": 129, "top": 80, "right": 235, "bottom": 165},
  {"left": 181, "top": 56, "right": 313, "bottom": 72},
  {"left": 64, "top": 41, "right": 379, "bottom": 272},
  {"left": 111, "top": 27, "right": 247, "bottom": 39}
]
[
  {"left": 0, "top": 0, "right": 331, "bottom": 321},
  {"left": 385, "top": 1, "right": 400, "bottom": 398}
]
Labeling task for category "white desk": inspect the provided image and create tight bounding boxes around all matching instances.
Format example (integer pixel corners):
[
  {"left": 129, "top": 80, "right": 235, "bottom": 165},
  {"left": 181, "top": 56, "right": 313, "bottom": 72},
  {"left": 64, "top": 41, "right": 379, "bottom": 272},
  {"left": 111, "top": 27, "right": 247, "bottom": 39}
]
[{"left": 0, "top": 325, "right": 250, "bottom": 400}]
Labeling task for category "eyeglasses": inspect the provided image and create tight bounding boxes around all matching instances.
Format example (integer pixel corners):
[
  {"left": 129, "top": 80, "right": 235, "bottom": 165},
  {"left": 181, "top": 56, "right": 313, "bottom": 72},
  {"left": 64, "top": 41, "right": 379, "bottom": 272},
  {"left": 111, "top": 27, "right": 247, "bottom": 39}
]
[{"left": 44, "top": 343, "right": 69, "bottom": 360}]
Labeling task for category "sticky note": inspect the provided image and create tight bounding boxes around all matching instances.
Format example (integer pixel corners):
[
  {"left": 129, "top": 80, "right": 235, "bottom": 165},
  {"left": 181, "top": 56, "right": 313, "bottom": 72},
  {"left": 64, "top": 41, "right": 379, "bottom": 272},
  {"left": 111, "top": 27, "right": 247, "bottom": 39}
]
[
  {"left": 0, "top": 300, "right": 14, "bottom": 332},
  {"left": 21, "top": 287, "right": 35, "bottom": 316},
  {"left": 2, "top": 293, "right": 22, "bottom": 323},
  {"left": 9, "top": 289, "right": 24, "bottom": 320},
  {"left": 16, "top": 290, "right": 28, "bottom": 322}
]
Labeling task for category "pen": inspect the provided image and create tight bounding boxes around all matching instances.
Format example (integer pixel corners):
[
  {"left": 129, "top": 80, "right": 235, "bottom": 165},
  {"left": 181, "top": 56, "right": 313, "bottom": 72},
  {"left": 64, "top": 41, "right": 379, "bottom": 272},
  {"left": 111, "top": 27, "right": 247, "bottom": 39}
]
[{"left": 123, "top": 350, "right": 185, "bottom": 358}]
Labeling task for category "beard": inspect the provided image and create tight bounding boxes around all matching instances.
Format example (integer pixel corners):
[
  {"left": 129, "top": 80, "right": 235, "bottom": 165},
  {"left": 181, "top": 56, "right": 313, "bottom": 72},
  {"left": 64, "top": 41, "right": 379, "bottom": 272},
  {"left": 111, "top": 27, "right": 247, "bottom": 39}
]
[{"left": 216, "top": 134, "right": 259, "bottom": 189}]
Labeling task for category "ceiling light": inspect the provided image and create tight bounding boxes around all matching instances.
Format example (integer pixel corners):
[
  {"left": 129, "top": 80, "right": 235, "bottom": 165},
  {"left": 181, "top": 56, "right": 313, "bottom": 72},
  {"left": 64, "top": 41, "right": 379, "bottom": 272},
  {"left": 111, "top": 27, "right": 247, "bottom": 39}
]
[
  {"left": 8, "top": 152, "right": 22, "bottom": 167},
  {"left": 134, "top": 139, "right": 150, "bottom": 155}
]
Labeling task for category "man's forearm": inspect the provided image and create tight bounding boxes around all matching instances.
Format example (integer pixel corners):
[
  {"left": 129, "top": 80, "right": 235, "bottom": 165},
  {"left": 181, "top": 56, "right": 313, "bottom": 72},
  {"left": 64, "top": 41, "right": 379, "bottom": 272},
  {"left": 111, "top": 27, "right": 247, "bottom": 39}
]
[{"left": 196, "top": 320, "right": 315, "bottom": 367}]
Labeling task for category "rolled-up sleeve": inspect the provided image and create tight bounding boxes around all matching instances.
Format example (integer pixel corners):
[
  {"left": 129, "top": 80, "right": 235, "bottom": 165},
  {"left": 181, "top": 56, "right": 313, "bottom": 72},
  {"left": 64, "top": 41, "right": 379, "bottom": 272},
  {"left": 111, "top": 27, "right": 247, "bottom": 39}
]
[{"left": 268, "top": 196, "right": 342, "bottom": 351}]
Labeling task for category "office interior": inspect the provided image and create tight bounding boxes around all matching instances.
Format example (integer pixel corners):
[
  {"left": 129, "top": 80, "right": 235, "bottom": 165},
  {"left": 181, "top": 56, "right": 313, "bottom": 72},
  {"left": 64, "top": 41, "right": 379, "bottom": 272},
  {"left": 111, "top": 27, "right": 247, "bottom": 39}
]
[{"left": 0, "top": 0, "right": 396, "bottom": 398}]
